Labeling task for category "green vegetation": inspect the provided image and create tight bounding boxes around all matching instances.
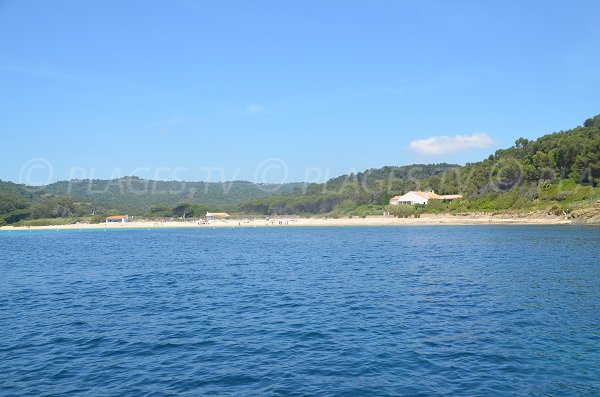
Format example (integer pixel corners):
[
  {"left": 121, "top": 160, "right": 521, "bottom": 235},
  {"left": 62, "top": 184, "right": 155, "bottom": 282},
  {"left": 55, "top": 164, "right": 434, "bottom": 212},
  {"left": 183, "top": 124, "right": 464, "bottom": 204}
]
[
  {"left": 386, "top": 204, "right": 422, "bottom": 218},
  {"left": 0, "top": 181, "right": 87, "bottom": 225},
  {"left": 1, "top": 114, "right": 600, "bottom": 225},
  {"left": 145, "top": 202, "right": 222, "bottom": 219},
  {"left": 43, "top": 177, "right": 303, "bottom": 214},
  {"left": 242, "top": 114, "right": 600, "bottom": 216},
  {"left": 0, "top": 177, "right": 304, "bottom": 225},
  {"left": 427, "top": 114, "right": 600, "bottom": 214},
  {"left": 12, "top": 217, "right": 84, "bottom": 227},
  {"left": 241, "top": 164, "right": 459, "bottom": 215}
]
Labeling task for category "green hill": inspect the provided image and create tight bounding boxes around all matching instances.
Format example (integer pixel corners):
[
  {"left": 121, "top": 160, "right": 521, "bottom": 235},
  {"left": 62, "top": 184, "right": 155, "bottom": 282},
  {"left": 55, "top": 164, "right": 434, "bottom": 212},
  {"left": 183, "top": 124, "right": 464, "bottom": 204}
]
[
  {"left": 0, "top": 180, "right": 88, "bottom": 225},
  {"left": 241, "top": 114, "right": 600, "bottom": 216},
  {"left": 2, "top": 114, "right": 599, "bottom": 224},
  {"left": 427, "top": 114, "right": 600, "bottom": 213},
  {"left": 44, "top": 177, "right": 304, "bottom": 214},
  {"left": 241, "top": 163, "right": 460, "bottom": 215},
  {"left": 0, "top": 177, "right": 305, "bottom": 225},
  {"left": 0, "top": 181, "right": 44, "bottom": 224}
]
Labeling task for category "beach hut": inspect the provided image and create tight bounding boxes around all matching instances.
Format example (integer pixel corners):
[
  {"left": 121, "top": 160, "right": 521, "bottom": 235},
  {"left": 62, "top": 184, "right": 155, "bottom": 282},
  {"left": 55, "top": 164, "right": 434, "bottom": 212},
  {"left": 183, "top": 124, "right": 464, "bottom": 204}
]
[
  {"left": 389, "top": 191, "right": 462, "bottom": 205},
  {"left": 105, "top": 215, "right": 129, "bottom": 223},
  {"left": 206, "top": 212, "right": 230, "bottom": 221}
]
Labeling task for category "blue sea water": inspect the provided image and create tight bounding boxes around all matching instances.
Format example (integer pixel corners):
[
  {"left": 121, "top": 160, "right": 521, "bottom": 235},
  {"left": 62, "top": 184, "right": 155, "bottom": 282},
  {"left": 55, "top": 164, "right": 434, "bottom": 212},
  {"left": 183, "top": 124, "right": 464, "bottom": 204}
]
[{"left": 0, "top": 226, "right": 599, "bottom": 396}]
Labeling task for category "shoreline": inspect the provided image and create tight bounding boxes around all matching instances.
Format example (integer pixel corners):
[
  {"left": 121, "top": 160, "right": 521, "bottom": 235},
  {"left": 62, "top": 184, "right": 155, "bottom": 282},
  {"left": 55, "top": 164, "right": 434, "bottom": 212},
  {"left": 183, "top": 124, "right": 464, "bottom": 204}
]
[{"left": 0, "top": 214, "right": 574, "bottom": 231}]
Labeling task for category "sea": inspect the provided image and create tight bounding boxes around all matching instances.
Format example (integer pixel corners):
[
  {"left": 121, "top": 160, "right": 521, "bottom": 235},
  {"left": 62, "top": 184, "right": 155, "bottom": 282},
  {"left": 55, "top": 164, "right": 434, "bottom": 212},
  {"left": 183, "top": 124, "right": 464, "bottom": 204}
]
[{"left": 1, "top": 226, "right": 599, "bottom": 396}]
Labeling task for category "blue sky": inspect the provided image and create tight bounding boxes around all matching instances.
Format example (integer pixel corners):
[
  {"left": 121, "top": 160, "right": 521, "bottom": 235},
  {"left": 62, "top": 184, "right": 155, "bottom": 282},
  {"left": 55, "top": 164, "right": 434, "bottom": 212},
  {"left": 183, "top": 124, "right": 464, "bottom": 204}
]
[{"left": 1, "top": 0, "right": 599, "bottom": 184}]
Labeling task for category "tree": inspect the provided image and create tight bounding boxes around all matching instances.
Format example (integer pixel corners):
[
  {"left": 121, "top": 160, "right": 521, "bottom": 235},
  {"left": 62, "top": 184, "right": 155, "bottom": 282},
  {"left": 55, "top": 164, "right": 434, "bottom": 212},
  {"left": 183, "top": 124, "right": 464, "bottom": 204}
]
[
  {"left": 171, "top": 202, "right": 192, "bottom": 220},
  {"left": 515, "top": 137, "right": 529, "bottom": 149}
]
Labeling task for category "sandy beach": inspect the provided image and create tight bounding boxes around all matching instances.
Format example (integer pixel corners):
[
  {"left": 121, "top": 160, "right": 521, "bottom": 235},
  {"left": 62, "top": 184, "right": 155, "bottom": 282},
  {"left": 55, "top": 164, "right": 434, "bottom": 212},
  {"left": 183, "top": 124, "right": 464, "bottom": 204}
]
[{"left": 0, "top": 213, "right": 572, "bottom": 232}]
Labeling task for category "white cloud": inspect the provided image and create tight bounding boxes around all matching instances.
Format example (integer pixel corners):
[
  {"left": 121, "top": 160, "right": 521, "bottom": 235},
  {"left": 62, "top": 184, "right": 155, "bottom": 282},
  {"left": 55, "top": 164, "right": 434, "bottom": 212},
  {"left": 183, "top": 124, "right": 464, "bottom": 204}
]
[{"left": 409, "top": 133, "right": 494, "bottom": 155}]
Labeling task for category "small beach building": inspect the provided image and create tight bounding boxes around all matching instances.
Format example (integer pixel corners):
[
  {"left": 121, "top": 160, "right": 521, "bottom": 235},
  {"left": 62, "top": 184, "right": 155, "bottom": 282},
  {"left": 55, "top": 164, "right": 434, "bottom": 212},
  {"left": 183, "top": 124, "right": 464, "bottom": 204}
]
[
  {"left": 206, "top": 212, "right": 230, "bottom": 221},
  {"left": 105, "top": 215, "right": 129, "bottom": 223},
  {"left": 389, "top": 191, "right": 462, "bottom": 205}
]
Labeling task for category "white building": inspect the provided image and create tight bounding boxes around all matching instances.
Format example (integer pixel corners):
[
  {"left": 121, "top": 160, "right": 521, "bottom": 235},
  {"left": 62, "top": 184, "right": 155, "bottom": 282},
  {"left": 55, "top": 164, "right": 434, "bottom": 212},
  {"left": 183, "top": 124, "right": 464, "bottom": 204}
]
[
  {"left": 389, "top": 191, "right": 462, "bottom": 205},
  {"left": 206, "top": 212, "right": 230, "bottom": 221},
  {"left": 105, "top": 215, "right": 129, "bottom": 223}
]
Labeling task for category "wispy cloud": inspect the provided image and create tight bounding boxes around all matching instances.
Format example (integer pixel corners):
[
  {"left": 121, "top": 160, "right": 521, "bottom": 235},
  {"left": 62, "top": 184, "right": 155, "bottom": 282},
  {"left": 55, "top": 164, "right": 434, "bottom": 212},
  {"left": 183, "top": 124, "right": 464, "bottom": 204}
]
[{"left": 409, "top": 133, "right": 494, "bottom": 155}]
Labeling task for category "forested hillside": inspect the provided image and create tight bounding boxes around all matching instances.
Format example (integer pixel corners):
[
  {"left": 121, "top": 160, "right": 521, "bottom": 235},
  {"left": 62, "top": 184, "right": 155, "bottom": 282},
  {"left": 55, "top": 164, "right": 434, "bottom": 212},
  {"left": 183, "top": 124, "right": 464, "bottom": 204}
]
[
  {"left": 428, "top": 114, "right": 600, "bottom": 212},
  {"left": 0, "top": 177, "right": 304, "bottom": 225},
  {"left": 2, "top": 114, "right": 599, "bottom": 224},
  {"left": 242, "top": 114, "right": 600, "bottom": 215},
  {"left": 0, "top": 180, "right": 90, "bottom": 225},
  {"left": 44, "top": 177, "right": 304, "bottom": 213},
  {"left": 241, "top": 164, "right": 459, "bottom": 215}
]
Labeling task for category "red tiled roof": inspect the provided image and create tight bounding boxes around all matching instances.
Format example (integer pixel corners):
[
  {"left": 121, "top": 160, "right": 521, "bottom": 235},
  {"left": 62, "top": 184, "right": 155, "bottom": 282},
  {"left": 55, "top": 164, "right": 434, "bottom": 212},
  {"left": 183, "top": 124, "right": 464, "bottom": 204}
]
[{"left": 106, "top": 215, "right": 128, "bottom": 220}]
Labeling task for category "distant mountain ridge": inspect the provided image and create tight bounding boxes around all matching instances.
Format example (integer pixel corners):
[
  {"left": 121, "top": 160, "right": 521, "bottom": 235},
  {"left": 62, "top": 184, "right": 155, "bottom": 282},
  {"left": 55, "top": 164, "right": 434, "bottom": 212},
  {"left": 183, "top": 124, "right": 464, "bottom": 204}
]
[
  {"left": 0, "top": 165, "right": 457, "bottom": 223},
  {"left": 43, "top": 177, "right": 305, "bottom": 213}
]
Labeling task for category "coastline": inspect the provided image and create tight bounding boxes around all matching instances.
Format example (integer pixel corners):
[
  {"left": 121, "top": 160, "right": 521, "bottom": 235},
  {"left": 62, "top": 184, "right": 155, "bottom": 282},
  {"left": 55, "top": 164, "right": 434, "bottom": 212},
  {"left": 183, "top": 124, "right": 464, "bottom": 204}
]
[{"left": 0, "top": 213, "right": 573, "bottom": 231}]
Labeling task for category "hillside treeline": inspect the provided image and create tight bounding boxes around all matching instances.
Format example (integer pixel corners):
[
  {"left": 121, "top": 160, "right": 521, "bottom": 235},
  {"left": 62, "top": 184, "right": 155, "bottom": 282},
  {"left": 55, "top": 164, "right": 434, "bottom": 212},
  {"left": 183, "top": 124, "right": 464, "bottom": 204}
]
[
  {"left": 2, "top": 114, "right": 599, "bottom": 223},
  {"left": 243, "top": 114, "right": 600, "bottom": 215}
]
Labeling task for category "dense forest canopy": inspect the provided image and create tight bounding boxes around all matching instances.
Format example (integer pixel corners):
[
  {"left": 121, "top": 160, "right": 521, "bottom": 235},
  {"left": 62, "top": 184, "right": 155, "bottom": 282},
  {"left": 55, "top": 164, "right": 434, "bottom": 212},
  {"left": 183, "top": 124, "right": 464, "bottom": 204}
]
[
  {"left": 0, "top": 178, "right": 303, "bottom": 225},
  {"left": 241, "top": 164, "right": 459, "bottom": 215},
  {"left": 44, "top": 177, "right": 304, "bottom": 213}
]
